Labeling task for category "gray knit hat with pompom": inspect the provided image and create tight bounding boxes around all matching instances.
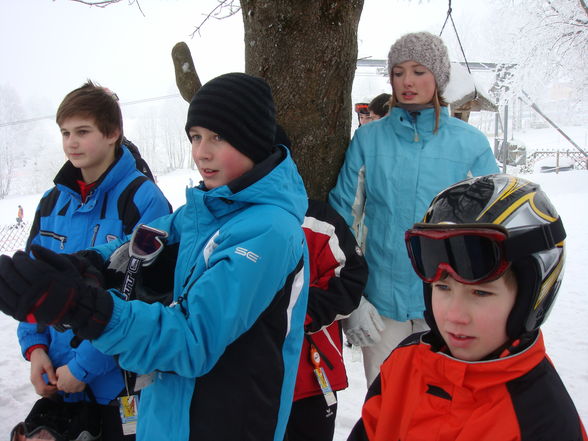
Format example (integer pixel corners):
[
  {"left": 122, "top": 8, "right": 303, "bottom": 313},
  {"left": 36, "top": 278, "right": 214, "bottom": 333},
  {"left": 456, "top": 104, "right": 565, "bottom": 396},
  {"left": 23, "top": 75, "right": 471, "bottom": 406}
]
[{"left": 387, "top": 32, "right": 451, "bottom": 94}]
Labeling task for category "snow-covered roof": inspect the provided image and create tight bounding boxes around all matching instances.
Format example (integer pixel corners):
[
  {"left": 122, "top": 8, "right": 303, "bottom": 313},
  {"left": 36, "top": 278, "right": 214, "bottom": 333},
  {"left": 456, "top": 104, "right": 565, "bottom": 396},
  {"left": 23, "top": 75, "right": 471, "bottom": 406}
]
[{"left": 444, "top": 62, "right": 498, "bottom": 112}]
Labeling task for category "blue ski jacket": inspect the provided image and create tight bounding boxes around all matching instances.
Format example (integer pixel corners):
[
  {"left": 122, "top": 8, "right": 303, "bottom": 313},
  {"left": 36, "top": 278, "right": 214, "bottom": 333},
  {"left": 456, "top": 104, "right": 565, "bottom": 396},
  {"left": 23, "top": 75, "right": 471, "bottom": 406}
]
[
  {"left": 329, "top": 106, "right": 499, "bottom": 321},
  {"left": 91, "top": 146, "right": 310, "bottom": 441},
  {"left": 18, "top": 145, "right": 171, "bottom": 404}
]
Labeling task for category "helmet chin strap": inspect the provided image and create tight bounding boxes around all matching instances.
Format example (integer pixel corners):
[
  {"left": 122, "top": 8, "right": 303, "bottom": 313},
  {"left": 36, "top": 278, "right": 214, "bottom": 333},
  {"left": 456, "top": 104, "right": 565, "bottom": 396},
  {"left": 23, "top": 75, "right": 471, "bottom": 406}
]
[
  {"left": 422, "top": 283, "right": 442, "bottom": 346},
  {"left": 506, "top": 258, "right": 539, "bottom": 339}
]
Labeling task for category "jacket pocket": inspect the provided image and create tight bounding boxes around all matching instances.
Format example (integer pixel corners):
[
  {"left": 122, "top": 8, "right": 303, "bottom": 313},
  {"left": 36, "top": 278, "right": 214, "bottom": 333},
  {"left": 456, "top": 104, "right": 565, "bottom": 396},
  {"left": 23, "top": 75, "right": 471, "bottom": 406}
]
[{"left": 39, "top": 230, "right": 67, "bottom": 250}]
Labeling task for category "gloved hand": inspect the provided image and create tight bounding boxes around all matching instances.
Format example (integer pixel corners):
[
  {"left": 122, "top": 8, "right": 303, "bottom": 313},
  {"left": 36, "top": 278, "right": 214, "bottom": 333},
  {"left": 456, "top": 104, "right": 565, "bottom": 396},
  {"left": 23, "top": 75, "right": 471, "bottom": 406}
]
[
  {"left": 0, "top": 245, "right": 113, "bottom": 340},
  {"left": 342, "top": 296, "right": 385, "bottom": 347},
  {"left": 62, "top": 250, "right": 105, "bottom": 288}
]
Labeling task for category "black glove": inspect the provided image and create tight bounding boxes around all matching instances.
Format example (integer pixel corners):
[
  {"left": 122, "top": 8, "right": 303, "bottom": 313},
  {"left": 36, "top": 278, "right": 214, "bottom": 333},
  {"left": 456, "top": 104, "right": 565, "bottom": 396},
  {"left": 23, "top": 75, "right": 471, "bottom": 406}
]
[
  {"left": 0, "top": 245, "right": 113, "bottom": 340},
  {"left": 61, "top": 250, "right": 106, "bottom": 288}
]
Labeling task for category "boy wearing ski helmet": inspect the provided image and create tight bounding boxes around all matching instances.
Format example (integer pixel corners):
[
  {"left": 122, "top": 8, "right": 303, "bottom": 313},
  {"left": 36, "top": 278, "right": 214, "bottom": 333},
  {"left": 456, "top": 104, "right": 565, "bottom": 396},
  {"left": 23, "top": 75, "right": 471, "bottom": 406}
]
[{"left": 347, "top": 174, "right": 587, "bottom": 441}]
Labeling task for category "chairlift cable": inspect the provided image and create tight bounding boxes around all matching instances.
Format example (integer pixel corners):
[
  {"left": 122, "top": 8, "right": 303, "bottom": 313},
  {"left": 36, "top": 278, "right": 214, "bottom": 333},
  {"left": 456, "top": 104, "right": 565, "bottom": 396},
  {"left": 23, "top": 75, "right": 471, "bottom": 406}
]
[{"left": 0, "top": 93, "right": 181, "bottom": 128}]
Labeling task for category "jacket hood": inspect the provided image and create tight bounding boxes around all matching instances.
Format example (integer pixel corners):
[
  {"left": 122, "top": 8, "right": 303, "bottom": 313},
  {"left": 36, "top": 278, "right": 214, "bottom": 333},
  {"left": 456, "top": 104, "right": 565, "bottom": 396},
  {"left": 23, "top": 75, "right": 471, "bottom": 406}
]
[{"left": 190, "top": 145, "right": 308, "bottom": 224}]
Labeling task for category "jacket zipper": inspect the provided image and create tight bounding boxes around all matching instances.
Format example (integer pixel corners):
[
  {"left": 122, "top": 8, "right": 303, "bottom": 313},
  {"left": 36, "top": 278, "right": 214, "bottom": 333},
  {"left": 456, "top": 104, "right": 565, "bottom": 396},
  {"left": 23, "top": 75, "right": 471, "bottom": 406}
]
[
  {"left": 90, "top": 224, "right": 100, "bottom": 247},
  {"left": 409, "top": 111, "right": 420, "bottom": 142},
  {"left": 39, "top": 230, "right": 67, "bottom": 250}
]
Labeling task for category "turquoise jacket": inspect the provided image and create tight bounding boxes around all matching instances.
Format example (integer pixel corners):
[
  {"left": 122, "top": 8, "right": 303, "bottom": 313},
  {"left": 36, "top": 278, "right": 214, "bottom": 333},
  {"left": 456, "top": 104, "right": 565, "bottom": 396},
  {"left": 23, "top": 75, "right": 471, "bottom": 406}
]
[
  {"left": 91, "top": 147, "right": 309, "bottom": 441},
  {"left": 329, "top": 106, "right": 499, "bottom": 321}
]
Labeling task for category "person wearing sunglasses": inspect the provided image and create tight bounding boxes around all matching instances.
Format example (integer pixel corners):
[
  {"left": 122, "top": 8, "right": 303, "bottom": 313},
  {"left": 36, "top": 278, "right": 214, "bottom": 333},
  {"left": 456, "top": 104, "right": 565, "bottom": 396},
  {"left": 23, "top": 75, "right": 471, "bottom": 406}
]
[
  {"left": 347, "top": 174, "right": 587, "bottom": 441},
  {"left": 329, "top": 32, "right": 499, "bottom": 387},
  {"left": 0, "top": 73, "right": 309, "bottom": 441},
  {"left": 354, "top": 102, "right": 372, "bottom": 126}
]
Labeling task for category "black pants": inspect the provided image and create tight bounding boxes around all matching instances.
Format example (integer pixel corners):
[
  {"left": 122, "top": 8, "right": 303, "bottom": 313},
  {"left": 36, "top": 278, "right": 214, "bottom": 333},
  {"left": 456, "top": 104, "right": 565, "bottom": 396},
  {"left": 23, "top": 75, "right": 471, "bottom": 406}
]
[
  {"left": 100, "top": 404, "right": 135, "bottom": 441},
  {"left": 284, "top": 393, "right": 338, "bottom": 441}
]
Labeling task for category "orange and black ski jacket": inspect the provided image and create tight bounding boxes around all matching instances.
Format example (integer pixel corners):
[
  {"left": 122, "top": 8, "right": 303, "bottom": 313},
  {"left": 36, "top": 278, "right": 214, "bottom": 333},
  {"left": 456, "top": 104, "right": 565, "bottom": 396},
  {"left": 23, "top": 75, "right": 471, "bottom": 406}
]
[{"left": 348, "top": 331, "right": 587, "bottom": 441}]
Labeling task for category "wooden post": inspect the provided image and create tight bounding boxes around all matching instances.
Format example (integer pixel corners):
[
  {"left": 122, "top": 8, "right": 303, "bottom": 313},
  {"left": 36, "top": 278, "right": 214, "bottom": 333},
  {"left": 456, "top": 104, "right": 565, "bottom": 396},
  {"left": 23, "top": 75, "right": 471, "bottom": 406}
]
[
  {"left": 502, "top": 104, "right": 508, "bottom": 173},
  {"left": 494, "top": 112, "right": 500, "bottom": 158}
]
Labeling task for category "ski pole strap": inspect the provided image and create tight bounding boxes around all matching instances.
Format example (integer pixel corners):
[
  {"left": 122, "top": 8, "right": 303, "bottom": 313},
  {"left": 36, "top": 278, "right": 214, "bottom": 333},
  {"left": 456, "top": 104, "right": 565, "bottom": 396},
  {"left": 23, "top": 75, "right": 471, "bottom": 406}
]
[{"left": 121, "top": 255, "right": 143, "bottom": 300}]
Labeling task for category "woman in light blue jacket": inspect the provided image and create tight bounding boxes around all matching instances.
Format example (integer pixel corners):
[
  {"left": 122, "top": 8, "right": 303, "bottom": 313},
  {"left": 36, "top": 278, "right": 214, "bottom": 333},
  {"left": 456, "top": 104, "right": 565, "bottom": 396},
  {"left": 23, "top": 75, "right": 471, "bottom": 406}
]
[{"left": 329, "top": 32, "right": 499, "bottom": 386}]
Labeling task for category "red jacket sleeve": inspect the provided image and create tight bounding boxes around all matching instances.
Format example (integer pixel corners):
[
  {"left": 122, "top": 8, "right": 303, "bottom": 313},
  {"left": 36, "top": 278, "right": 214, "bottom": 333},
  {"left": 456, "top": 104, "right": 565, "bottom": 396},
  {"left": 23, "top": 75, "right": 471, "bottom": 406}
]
[{"left": 303, "top": 199, "right": 368, "bottom": 333}]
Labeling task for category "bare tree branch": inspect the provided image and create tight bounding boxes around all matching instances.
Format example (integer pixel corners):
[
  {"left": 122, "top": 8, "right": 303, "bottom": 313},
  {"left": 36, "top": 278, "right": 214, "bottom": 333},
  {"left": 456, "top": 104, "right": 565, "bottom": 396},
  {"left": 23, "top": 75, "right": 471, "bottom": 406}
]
[
  {"left": 190, "top": 0, "right": 240, "bottom": 38},
  {"left": 67, "top": 0, "right": 145, "bottom": 16},
  {"left": 579, "top": 0, "right": 588, "bottom": 17}
]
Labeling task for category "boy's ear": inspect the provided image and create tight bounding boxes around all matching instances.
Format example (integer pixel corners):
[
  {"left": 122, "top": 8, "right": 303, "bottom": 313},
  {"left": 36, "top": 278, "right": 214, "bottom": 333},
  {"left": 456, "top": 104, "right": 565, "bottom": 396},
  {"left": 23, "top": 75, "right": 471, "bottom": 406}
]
[{"left": 106, "top": 128, "right": 121, "bottom": 146}]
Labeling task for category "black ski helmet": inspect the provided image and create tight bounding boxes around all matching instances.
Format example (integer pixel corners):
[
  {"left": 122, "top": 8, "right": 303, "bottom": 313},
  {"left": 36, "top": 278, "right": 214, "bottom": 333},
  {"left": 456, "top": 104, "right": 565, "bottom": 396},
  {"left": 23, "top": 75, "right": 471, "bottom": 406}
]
[{"left": 417, "top": 174, "right": 566, "bottom": 339}]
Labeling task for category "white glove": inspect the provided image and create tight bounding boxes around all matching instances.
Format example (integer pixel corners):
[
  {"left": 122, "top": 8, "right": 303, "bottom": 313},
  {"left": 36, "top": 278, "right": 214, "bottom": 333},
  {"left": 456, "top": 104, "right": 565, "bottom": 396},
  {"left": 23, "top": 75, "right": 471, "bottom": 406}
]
[{"left": 342, "top": 296, "right": 385, "bottom": 347}]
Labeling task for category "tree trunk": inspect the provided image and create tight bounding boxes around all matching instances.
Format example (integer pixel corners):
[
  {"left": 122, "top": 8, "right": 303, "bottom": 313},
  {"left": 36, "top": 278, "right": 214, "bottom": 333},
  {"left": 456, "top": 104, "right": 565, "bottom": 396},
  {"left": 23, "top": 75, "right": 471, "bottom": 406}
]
[{"left": 241, "top": 0, "right": 363, "bottom": 200}]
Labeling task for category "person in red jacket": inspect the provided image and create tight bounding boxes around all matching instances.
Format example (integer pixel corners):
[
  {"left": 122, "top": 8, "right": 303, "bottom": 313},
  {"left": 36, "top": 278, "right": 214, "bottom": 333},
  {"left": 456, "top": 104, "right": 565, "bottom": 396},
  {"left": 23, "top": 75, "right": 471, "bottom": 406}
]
[
  {"left": 348, "top": 174, "right": 587, "bottom": 441},
  {"left": 275, "top": 127, "right": 368, "bottom": 441}
]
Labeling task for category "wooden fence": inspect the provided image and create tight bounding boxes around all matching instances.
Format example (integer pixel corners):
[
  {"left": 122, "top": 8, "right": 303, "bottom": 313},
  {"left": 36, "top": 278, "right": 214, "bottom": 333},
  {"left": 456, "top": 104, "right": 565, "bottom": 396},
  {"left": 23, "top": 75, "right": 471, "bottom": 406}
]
[{"left": 522, "top": 150, "right": 588, "bottom": 173}]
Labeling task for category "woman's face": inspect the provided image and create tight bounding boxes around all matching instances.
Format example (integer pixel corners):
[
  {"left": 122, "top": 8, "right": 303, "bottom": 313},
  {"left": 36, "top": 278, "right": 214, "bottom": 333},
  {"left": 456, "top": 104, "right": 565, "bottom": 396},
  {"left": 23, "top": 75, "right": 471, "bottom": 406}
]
[{"left": 391, "top": 61, "right": 437, "bottom": 105}]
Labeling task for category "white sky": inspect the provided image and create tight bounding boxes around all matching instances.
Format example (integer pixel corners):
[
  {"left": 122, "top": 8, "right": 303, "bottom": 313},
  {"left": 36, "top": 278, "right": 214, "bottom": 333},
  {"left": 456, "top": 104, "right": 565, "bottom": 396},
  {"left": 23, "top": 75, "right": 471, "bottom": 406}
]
[{"left": 0, "top": 0, "right": 494, "bottom": 118}]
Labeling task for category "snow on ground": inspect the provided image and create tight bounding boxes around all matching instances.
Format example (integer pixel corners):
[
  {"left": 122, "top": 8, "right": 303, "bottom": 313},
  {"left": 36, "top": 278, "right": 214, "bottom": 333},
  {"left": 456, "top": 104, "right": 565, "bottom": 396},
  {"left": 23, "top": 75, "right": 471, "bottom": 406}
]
[
  {"left": 513, "top": 126, "right": 588, "bottom": 152},
  {"left": 0, "top": 167, "right": 586, "bottom": 439}
]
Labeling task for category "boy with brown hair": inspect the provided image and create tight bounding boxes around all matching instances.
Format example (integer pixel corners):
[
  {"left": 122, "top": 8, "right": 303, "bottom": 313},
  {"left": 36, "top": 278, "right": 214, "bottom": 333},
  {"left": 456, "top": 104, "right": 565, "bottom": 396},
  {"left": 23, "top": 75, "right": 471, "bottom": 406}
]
[
  {"left": 0, "top": 72, "right": 309, "bottom": 441},
  {"left": 347, "top": 174, "right": 586, "bottom": 441},
  {"left": 14, "top": 80, "right": 171, "bottom": 440}
]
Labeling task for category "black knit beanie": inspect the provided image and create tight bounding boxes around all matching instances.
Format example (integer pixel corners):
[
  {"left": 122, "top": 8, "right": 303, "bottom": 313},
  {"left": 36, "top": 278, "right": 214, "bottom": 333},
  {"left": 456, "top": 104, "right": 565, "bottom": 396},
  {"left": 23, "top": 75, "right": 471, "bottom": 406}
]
[{"left": 185, "top": 72, "right": 276, "bottom": 164}]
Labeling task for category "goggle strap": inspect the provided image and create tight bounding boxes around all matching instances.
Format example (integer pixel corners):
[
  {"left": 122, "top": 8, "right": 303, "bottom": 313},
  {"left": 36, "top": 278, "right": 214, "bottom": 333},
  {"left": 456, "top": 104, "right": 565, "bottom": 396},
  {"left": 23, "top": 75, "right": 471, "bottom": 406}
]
[{"left": 504, "top": 217, "right": 566, "bottom": 261}]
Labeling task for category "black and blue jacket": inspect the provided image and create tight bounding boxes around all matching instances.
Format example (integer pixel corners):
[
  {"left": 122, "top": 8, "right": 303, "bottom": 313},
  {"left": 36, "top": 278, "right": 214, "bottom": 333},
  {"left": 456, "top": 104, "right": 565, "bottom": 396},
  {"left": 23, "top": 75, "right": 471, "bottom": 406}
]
[
  {"left": 91, "top": 146, "right": 310, "bottom": 441},
  {"left": 17, "top": 145, "right": 171, "bottom": 404}
]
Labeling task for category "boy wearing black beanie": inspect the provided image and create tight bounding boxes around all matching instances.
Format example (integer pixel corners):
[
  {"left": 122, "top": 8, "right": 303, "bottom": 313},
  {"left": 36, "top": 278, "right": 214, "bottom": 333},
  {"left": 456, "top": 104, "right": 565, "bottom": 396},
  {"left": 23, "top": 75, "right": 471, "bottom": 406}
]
[{"left": 0, "top": 73, "right": 310, "bottom": 441}]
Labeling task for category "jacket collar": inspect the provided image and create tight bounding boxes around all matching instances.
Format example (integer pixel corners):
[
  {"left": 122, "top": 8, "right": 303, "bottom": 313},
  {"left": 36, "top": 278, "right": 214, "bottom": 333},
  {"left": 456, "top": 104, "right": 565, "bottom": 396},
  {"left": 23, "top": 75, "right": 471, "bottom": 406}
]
[
  {"left": 187, "top": 145, "right": 307, "bottom": 223},
  {"left": 54, "top": 146, "right": 136, "bottom": 199},
  {"left": 388, "top": 106, "right": 450, "bottom": 142},
  {"left": 416, "top": 330, "right": 545, "bottom": 391}
]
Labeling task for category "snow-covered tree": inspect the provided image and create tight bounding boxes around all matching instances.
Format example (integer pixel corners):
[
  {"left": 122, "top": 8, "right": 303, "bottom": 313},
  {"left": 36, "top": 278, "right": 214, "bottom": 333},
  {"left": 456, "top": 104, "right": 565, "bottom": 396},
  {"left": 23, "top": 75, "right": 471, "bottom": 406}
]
[
  {"left": 0, "top": 86, "right": 24, "bottom": 199},
  {"left": 488, "top": 0, "right": 587, "bottom": 105}
]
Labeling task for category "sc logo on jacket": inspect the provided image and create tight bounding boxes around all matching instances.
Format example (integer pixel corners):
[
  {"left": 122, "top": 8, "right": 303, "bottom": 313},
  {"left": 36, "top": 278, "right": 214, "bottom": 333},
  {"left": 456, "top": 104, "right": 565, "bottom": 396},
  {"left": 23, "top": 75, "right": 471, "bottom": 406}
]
[{"left": 235, "top": 247, "right": 260, "bottom": 263}]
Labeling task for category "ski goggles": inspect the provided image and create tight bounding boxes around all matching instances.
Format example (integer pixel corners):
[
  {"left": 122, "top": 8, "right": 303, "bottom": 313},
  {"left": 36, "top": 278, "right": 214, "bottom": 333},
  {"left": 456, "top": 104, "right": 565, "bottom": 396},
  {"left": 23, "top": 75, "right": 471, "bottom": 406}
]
[
  {"left": 10, "top": 422, "right": 99, "bottom": 441},
  {"left": 405, "top": 224, "right": 512, "bottom": 285},
  {"left": 354, "top": 103, "right": 369, "bottom": 114},
  {"left": 129, "top": 224, "right": 168, "bottom": 265}
]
